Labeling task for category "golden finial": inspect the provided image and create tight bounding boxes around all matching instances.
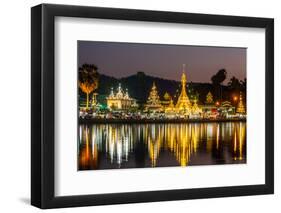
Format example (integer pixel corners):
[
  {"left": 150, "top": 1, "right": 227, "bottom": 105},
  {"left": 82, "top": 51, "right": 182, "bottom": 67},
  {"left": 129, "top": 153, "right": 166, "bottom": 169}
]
[{"left": 181, "top": 64, "right": 187, "bottom": 84}]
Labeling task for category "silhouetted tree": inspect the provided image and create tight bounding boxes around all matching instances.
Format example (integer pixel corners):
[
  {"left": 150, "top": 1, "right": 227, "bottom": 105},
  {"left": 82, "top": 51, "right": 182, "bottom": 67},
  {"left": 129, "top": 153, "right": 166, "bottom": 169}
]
[
  {"left": 211, "top": 69, "right": 227, "bottom": 100},
  {"left": 211, "top": 69, "right": 227, "bottom": 86},
  {"left": 79, "top": 64, "right": 99, "bottom": 109},
  {"left": 228, "top": 76, "right": 242, "bottom": 91},
  {"left": 240, "top": 78, "right": 247, "bottom": 91}
]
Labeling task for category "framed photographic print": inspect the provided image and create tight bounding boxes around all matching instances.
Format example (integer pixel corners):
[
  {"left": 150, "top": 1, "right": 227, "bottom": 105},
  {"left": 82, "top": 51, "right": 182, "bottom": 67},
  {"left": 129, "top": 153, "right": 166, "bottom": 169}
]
[{"left": 31, "top": 4, "right": 274, "bottom": 209}]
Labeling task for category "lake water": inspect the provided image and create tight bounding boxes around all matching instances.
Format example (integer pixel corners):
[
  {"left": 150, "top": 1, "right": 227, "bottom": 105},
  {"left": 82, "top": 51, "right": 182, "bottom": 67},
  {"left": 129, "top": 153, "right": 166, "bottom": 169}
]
[{"left": 78, "top": 122, "right": 246, "bottom": 170}]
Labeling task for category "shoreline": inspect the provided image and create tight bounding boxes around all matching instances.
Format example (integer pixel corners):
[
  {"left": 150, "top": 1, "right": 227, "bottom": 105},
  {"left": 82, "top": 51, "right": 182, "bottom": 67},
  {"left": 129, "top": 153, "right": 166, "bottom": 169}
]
[{"left": 79, "top": 118, "right": 246, "bottom": 124}]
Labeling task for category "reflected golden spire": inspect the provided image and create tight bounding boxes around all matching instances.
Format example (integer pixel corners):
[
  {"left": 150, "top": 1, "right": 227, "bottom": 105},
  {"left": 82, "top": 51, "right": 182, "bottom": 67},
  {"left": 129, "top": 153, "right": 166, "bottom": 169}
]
[
  {"left": 216, "top": 124, "right": 220, "bottom": 150},
  {"left": 238, "top": 122, "right": 245, "bottom": 160},
  {"left": 147, "top": 125, "right": 162, "bottom": 167}
]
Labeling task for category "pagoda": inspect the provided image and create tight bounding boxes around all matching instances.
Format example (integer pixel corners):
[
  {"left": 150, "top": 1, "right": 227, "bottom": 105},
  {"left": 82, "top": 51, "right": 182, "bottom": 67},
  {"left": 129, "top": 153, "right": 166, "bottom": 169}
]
[
  {"left": 236, "top": 92, "right": 246, "bottom": 114},
  {"left": 165, "top": 99, "right": 175, "bottom": 113},
  {"left": 162, "top": 92, "right": 171, "bottom": 106},
  {"left": 191, "top": 99, "right": 202, "bottom": 115},
  {"left": 175, "top": 64, "right": 192, "bottom": 114},
  {"left": 145, "top": 82, "right": 163, "bottom": 112},
  {"left": 205, "top": 91, "right": 214, "bottom": 104}
]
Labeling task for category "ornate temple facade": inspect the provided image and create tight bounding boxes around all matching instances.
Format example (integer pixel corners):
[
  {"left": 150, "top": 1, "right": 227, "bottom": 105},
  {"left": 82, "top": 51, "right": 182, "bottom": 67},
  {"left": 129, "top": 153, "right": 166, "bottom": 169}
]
[
  {"left": 145, "top": 82, "right": 163, "bottom": 112},
  {"left": 106, "top": 84, "right": 137, "bottom": 110}
]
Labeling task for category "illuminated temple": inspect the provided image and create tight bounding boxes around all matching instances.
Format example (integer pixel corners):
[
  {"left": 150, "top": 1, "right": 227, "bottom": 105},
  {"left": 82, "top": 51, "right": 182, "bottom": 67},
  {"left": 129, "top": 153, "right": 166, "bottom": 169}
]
[
  {"left": 106, "top": 83, "right": 137, "bottom": 110},
  {"left": 165, "top": 65, "right": 202, "bottom": 116},
  {"left": 102, "top": 64, "right": 247, "bottom": 119},
  {"left": 236, "top": 92, "right": 246, "bottom": 114},
  {"left": 144, "top": 65, "right": 202, "bottom": 116},
  {"left": 174, "top": 65, "right": 202, "bottom": 115},
  {"left": 145, "top": 82, "right": 163, "bottom": 112},
  {"left": 175, "top": 65, "right": 192, "bottom": 113}
]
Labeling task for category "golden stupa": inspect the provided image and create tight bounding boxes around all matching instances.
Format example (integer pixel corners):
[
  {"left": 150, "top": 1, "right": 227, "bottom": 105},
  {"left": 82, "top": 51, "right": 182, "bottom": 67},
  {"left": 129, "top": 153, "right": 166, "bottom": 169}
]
[{"left": 175, "top": 64, "right": 192, "bottom": 114}]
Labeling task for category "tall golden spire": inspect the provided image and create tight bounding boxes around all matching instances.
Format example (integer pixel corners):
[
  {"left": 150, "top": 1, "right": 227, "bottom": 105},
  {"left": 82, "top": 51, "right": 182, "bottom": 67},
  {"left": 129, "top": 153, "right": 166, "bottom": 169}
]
[
  {"left": 175, "top": 64, "right": 191, "bottom": 113},
  {"left": 181, "top": 64, "right": 187, "bottom": 85}
]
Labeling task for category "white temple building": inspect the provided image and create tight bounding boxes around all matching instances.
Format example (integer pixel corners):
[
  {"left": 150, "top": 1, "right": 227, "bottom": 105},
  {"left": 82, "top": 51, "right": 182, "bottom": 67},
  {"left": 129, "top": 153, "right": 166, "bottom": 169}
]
[{"left": 106, "top": 83, "right": 137, "bottom": 110}]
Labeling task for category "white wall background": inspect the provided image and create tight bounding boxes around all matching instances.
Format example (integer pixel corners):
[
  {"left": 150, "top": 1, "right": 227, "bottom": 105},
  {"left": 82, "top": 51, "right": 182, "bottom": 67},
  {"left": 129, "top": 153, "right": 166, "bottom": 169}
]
[{"left": 0, "top": 0, "right": 279, "bottom": 212}]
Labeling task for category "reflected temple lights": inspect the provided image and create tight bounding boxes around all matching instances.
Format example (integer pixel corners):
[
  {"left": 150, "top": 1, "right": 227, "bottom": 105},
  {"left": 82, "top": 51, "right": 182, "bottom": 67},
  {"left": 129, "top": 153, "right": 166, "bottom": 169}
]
[{"left": 78, "top": 122, "right": 246, "bottom": 170}]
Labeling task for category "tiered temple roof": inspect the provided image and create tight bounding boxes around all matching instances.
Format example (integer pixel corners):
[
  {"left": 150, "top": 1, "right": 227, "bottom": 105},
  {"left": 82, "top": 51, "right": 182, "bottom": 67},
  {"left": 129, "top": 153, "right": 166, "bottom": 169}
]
[
  {"left": 145, "top": 82, "right": 163, "bottom": 112},
  {"left": 236, "top": 92, "right": 246, "bottom": 114}
]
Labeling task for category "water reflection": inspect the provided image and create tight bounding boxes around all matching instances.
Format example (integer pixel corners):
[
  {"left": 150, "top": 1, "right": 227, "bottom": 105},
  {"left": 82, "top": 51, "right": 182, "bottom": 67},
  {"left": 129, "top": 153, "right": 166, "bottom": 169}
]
[{"left": 78, "top": 122, "right": 246, "bottom": 170}]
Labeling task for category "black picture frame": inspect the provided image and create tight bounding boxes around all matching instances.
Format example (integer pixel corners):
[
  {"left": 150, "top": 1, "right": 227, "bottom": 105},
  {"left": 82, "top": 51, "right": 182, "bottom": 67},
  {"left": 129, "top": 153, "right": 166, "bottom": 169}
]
[{"left": 31, "top": 3, "right": 274, "bottom": 209}]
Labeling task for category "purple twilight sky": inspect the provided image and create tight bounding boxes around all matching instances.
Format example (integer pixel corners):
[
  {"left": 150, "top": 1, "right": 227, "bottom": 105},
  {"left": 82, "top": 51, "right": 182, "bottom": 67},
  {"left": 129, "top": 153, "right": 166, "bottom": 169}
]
[{"left": 78, "top": 41, "right": 246, "bottom": 84}]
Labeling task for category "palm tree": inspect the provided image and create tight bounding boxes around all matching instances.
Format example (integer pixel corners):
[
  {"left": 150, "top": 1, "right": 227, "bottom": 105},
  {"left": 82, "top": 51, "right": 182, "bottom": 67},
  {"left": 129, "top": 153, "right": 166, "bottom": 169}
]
[
  {"left": 79, "top": 64, "right": 99, "bottom": 109},
  {"left": 228, "top": 76, "right": 241, "bottom": 90},
  {"left": 211, "top": 69, "right": 227, "bottom": 101},
  {"left": 228, "top": 76, "right": 243, "bottom": 98}
]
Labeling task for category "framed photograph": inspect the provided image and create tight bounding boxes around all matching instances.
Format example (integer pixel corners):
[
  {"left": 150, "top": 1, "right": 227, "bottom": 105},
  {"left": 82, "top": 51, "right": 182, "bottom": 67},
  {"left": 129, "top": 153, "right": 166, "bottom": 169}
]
[{"left": 31, "top": 4, "right": 274, "bottom": 209}]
